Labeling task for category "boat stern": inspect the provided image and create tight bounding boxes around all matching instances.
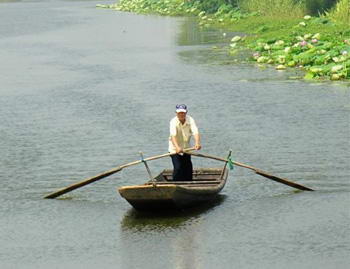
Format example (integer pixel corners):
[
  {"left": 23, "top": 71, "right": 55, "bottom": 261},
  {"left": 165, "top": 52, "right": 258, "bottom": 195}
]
[{"left": 118, "top": 184, "right": 178, "bottom": 210}]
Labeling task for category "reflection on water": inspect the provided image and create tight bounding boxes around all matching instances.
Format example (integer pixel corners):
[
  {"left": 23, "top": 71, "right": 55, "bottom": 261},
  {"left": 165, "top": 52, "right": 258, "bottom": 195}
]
[
  {"left": 121, "top": 195, "right": 226, "bottom": 232},
  {"left": 176, "top": 17, "right": 243, "bottom": 46},
  {"left": 178, "top": 47, "right": 251, "bottom": 66},
  {"left": 120, "top": 196, "right": 225, "bottom": 269}
]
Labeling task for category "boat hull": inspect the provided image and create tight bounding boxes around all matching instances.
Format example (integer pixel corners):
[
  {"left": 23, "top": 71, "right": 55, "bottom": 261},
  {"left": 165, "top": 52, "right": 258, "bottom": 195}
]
[{"left": 118, "top": 168, "right": 228, "bottom": 211}]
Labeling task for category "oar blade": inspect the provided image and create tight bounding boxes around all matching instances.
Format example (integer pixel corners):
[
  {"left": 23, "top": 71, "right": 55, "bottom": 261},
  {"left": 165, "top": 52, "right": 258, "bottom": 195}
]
[
  {"left": 255, "top": 170, "right": 314, "bottom": 191},
  {"left": 44, "top": 168, "right": 122, "bottom": 199}
]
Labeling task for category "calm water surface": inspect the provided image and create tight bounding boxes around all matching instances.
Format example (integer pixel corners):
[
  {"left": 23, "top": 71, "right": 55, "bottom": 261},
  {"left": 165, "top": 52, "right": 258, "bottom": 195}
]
[{"left": 0, "top": 1, "right": 349, "bottom": 268}]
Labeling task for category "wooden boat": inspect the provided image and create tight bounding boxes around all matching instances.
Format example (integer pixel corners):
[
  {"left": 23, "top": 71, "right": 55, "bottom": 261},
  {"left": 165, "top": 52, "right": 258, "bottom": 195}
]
[{"left": 118, "top": 167, "right": 228, "bottom": 211}]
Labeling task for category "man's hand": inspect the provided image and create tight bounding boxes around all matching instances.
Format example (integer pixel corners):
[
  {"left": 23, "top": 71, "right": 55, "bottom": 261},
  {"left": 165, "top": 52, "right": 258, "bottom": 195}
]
[
  {"left": 176, "top": 146, "right": 183, "bottom": 154},
  {"left": 195, "top": 143, "right": 201, "bottom": 150}
]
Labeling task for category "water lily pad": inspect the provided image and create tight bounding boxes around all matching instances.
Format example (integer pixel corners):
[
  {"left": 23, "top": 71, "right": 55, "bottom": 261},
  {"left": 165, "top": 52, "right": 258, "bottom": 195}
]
[
  {"left": 310, "top": 67, "right": 323, "bottom": 74},
  {"left": 304, "top": 72, "right": 314, "bottom": 80},
  {"left": 276, "top": 65, "right": 286, "bottom": 70},
  {"left": 257, "top": 56, "right": 268, "bottom": 63},
  {"left": 231, "top": 36, "right": 241, "bottom": 42},
  {"left": 312, "top": 33, "right": 321, "bottom": 40},
  {"left": 331, "top": 65, "right": 343, "bottom": 73},
  {"left": 331, "top": 74, "right": 341, "bottom": 80},
  {"left": 287, "top": 61, "right": 296, "bottom": 67},
  {"left": 303, "top": 34, "right": 312, "bottom": 40},
  {"left": 284, "top": 47, "right": 291, "bottom": 53}
]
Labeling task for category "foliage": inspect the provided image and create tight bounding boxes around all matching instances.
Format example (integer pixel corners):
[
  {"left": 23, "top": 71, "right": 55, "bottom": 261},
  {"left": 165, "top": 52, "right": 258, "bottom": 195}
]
[
  {"left": 97, "top": 0, "right": 239, "bottom": 15},
  {"left": 196, "top": 0, "right": 234, "bottom": 14},
  {"left": 97, "top": 0, "right": 199, "bottom": 16},
  {"left": 304, "top": 0, "right": 338, "bottom": 15},
  {"left": 242, "top": 17, "right": 350, "bottom": 80},
  {"left": 323, "top": 0, "right": 350, "bottom": 25},
  {"left": 238, "top": 0, "right": 305, "bottom": 17}
]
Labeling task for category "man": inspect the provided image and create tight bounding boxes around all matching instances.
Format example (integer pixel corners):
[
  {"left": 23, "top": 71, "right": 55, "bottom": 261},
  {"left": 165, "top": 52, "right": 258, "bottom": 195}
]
[{"left": 169, "top": 104, "right": 201, "bottom": 181}]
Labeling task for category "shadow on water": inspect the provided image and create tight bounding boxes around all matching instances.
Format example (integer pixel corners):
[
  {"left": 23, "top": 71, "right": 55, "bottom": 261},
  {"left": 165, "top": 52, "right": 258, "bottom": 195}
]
[{"left": 120, "top": 194, "right": 227, "bottom": 232}]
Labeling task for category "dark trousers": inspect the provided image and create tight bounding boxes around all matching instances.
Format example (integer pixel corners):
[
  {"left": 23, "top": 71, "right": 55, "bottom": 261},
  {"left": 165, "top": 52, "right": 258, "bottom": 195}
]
[{"left": 171, "top": 154, "right": 193, "bottom": 181}]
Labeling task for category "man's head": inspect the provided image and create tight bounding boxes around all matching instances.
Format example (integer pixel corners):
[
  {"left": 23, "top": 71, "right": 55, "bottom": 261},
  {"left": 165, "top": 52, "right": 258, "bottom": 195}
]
[
  {"left": 176, "top": 104, "right": 187, "bottom": 113},
  {"left": 175, "top": 104, "right": 187, "bottom": 122}
]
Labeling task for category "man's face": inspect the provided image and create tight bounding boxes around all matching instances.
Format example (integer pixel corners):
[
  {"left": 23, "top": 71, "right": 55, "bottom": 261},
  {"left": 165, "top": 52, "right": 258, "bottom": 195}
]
[{"left": 177, "top": 112, "right": 186, "bottom": 122}]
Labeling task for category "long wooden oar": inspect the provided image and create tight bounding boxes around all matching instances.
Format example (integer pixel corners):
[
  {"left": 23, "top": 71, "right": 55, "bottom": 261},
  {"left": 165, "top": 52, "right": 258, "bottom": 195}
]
[
  {"left": 188, "top": 152, "right": 314, "bottom": 191},
  {"left": 44, "top": 148, "right": 195, "bottom": 199}
]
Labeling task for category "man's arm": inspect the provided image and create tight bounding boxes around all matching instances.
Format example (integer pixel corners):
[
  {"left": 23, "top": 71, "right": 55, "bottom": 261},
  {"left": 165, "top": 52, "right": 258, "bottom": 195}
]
[
  {"left": 194, "top": 133, "right": 201, "bottom": 150},
  {"left": 189, "top": 117, "right": 201, "bottom": 150},
  {"left": 171, "top": 136, "right": 182, "bottom": 153}
]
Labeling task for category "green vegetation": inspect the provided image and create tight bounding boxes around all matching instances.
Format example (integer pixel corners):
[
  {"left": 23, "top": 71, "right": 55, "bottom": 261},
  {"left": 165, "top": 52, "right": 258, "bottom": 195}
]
[
  {"left": 325, "top": 0, "right": 350, "bottom": 25},
  {"left": 238, "top": 0, "right": 305, "bottom": 17},
  {"left": 97, "top": 0, "right": 350, "bottom": 80},
  {"left": 97, "top": 0, "right": 200, "bottom": 16}
]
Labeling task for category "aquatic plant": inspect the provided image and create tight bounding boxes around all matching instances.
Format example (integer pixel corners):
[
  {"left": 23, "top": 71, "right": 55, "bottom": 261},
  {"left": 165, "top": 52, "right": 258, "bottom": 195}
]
[
  {"left": 97, "top": 0, "right": 202, "bottom": 16},
  {"left": 247, "top": 21, "right": 350, "bottom": 80}
]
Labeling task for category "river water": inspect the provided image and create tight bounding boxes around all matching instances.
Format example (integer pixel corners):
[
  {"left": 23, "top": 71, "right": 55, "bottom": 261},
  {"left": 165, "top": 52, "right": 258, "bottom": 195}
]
[{"left": 0, "top": 0, "right": 349, "bottom": 268}]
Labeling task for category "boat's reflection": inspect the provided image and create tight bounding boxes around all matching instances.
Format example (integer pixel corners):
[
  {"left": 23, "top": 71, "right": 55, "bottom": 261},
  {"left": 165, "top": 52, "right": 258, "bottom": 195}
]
[
  {"left": 121, "top": 194, "right": 226, "bottom": 231},
  {"left": 119, "top": 195, "right": 226, "bottom": 269}
]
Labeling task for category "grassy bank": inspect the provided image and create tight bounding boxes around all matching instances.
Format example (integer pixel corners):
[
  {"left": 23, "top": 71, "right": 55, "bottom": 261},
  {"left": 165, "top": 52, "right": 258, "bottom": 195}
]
[{"left": 97, "top": 0, "right": 350, "bottom": 81}]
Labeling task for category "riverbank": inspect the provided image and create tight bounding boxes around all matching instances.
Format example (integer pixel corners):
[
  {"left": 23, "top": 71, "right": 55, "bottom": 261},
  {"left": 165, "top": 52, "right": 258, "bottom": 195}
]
[{"left": 97, "top": 0, "right": 350, "bottom": 81}]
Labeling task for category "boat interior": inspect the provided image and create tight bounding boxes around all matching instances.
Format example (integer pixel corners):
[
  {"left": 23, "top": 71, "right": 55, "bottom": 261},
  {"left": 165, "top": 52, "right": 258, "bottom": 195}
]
[{"left": 145, "top": 168, "right": 226, "bottom": 185}]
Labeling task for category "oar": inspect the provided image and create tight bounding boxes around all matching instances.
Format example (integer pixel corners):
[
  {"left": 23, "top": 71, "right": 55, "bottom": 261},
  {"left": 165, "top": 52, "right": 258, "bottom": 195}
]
[
  {"left": 188, "top": 152, "right": 314, "bottom": 191},
  {"left": 44, "top": 147, "right": 196, "bottom": 199}
]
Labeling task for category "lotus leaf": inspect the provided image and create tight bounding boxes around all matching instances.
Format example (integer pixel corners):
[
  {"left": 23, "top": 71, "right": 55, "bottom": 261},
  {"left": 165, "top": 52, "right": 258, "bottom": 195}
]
[
  {"left": 287, "top": 61, "right": 296, "bottom": 67},
  {"left": 304, "top": 72, "right": 314, "bottom": 79},
  {"left": 312, "top": 33, "right": 321, "bottom": 40},
  {"left": 275, "top": 40, "right": 285, "bottom": 46},
  {"left": 284, "top": 47, "right": 291, "bottom": 53},
  {"left": 275, "top": 65, "right": 286, "bottom": 70},
  {"left": 257, "top": 56, "right": 268, "bottom": 63},
  {"left": 231, "top": 36, "right": 241, "bottom": 42},
  {"left": 331, "top": 74, "right": 341, "bottom": 80},
  {"left": 309, "top": 67, "right": 323, "bottom": 74},
  {"left": 331, "top": 65, "right": 343, "bottom": 73},
  {"left": 303, "top": 34, "right": 312, "bottom": 40}
]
